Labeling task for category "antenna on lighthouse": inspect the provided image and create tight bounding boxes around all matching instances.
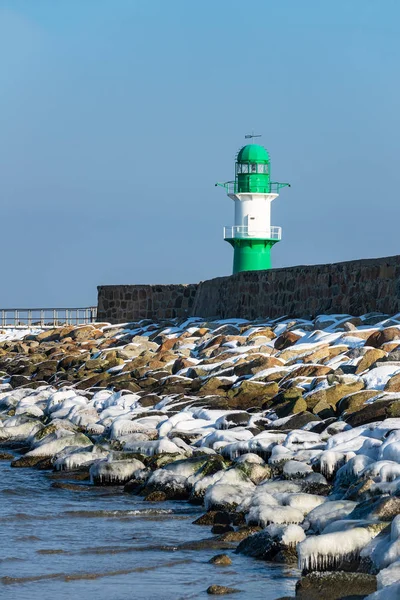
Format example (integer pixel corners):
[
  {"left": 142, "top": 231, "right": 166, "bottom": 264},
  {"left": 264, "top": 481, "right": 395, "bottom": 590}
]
[{"left": 245, "top": 132, "right": 262, "bottom": 144}]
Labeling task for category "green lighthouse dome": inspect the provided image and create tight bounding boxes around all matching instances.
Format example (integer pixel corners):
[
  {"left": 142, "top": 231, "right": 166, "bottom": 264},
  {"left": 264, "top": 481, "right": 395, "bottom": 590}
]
[{"left": 237, "top": 144, "right": 270, "bottom": 163}]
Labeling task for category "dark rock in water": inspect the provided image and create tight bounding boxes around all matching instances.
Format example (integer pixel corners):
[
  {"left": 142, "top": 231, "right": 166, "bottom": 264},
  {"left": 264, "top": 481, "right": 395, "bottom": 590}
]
[
  {"left": 206, "top": 584, "right": 240, "bottom": 595},
  {"left": 214, "top": 511, "right": 232, "bottom": 525},
  {"left": 51, "top": 482, "right": 90, "bottom": 492},
  {"left": 145, "top": 491, "right": 168, "bottom": 502},
  {"left": 211, "top": 524, "right": 234, "bottom": 535},
  {"left": 218, "top": 526, "right": 261, "bottom": 543},
  {"left": 295, "top": 571, "right": 377, "bottom": 599},
  {"left": 124, "top": 480, "right": 143, "bottom": 494},
  {"left": 179, "top": 537, "right": 235, "bottom": 551},
  {"left": 11, "top": 455, "right": 47, "bottom": 468},
  {"left": 0, "top": 451, "right": 14, "bottom": 460},
  {"left": 193, "top": 511, "right": 219, "bottom": 526},
  {"left": 209, "top": 554, "right": 232, "bottom": 566},
  {"left": 236, "top": 531, "right": 279, "bottom": 560}
]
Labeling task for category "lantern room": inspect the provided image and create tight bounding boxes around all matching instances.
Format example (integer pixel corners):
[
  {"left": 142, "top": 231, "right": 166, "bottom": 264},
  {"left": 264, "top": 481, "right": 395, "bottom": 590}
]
[{"left": 236, "top": 144, "right": 271, "bottom": 194}]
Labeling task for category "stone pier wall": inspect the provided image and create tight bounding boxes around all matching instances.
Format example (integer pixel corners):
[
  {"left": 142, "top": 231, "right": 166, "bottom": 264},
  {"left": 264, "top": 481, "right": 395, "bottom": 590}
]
[
  {"left": 97, "top": 284, "right": 198, "bottom": 323},
  {"left": 191, "top": 255, "right": 400, "bottom": 319},
  {"left": 97, "top": 255, "right": 400, "bottom": 323}
]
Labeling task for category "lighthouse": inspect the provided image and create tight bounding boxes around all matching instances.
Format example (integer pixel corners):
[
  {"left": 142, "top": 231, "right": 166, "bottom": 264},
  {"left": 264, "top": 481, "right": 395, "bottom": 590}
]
[{"left": 216, "top": 141, "right": 290, "bottom": 274}]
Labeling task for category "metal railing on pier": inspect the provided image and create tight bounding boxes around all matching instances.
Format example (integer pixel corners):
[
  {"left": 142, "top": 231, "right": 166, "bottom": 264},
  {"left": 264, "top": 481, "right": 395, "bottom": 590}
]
[{"left": 0, "top": 307, "right": 98, "bottom": 328}]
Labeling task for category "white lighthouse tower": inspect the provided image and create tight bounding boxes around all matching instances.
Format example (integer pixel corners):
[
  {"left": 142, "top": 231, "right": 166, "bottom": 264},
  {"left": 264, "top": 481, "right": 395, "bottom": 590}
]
[{"left": 216, "top": 141, "right": 290, "bottom": 273}]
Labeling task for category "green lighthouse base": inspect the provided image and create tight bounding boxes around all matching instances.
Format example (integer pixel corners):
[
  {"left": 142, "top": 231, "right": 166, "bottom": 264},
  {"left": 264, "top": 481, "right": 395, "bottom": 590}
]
[{"left": 226, "top": 238, "right": 278, "bottom": 274}]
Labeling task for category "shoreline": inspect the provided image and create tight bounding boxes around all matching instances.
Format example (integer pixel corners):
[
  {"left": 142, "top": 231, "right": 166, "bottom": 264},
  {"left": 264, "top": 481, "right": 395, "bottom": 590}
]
[{"left": 1, "top": 313, "right": 400, "bottom": 598}]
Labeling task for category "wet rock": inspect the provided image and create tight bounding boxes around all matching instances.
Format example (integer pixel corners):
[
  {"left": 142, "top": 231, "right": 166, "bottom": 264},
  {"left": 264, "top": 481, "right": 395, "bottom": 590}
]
[
  {"left": 236, "top": 530, "right": 277, "bottom": 558},
  {"left": 295, "top": 571, "right": 377, "bottom": 600},
  {"left": 193, "top": 512, "right": 219, "bottom": 526},
  {"left": 145, "top": 491, "right": 168, "bottom": 502},
  {"left": 211, "top": 524, "right": 234, "bottom": 534},
  {"left": 206, "top": 584, "right": 240, "bottom": 595},
  {"left": 209, "top": 554, "right": 232, "bottom": 566},
  {"left": 0, "top": 451, "right": 14, "bottom": 460}
]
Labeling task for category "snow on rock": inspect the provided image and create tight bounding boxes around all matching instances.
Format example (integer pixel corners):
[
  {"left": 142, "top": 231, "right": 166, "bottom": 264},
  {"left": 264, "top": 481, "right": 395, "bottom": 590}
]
[
  {"left": 90, "top": 458, "right": 145, "bottom": 484},
  {"left": 205, "top": 482, "right": 255, "bottom": 511},
  {"left": 298, "top": 527, "right": 378, "bottom": 572},
  {"left": 306, "top": 500, "right": 358, "bottom": 533}
]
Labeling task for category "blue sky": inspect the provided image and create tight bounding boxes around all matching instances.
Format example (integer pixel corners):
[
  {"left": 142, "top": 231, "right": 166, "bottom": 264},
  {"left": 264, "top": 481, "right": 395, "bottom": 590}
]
[{"left": 1, "top": 0, "right": 400, "bottom": 306}]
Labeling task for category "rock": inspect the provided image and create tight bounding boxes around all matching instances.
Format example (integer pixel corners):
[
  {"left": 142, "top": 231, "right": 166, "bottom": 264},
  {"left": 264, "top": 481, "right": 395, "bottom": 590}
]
[
  {"left": 0, "top": 451, "right": 14, "bottom": 460},
  {"left": 275, "top": 398, "right": 308, "bottom": 418},
  {"left": 365, "top": 327, "right": 400, "bottom": 349},
  {"left": 274, "top": 331, "right": 302, "bottom": 351},
  {"left": 9, "top": 375, "right": 31, "bottom": 388},
  {"left": 145, "top": 491, "right": 168, "bottom": 502},
  {"left": 139, "top": 394, "right": 161, "bottom": 408},
  {"left": 384, "top": 372, "right": 400, "bottom": 392},
  {"left": 344, "top": 398, "right": 398, "bottom": 426},
  {"left": 209, "top": 554, "right": 232, "bottom": 566},
  {"left": 355, "top": 348, "right": 387, "bottom": 374},
  {"left": 348, "top": 496, "right": 400, "bottom": 520},
  {"left": 11, "top": 455, "right": 47, "bottom": 468},
  {"left": 35, "top": 329, "right": 61, "bottom": 343},
  {"left": 211, "top": 524, "right": 234, "bottom": 534},
  {"left": 295, "top": 571, "right": 376, "bottom": 600},
  {"left": 218, "top": 526, "right": 261, "bottom": 543},
  {"left": 305, "top": 380, "right": 365, "bottom": 410},
  {"left": 236, "top": 531, "right": 278, "bottom": 559},
  {"left": 193, "top": 512, "right": 219, "bottom": 526},
  {"left": 227, "top": 381, "right": 279, "bottom": 410},
  {"left": 206, "top": 585, "right": 240, "bottom": 595},
  {"left": 69, "top": 326, "right": 102, "bottom": 342},
  {"left": 271, "top": 411, "right": 321, "bottom": 430},
  {"left": 337, "top": 390, "right": 380, "bottom": 415},
  {"left": 233, "top": 356, "right": 282, "bottom": 377},
  {"left": 246, "top": 328, "right": 276, "bottom": 342}
]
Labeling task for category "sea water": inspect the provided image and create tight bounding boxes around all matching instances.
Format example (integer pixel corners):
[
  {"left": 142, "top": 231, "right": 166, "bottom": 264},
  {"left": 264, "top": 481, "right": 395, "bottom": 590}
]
[{"left": 0, "top": 461, "right": 299, "bottom": 600}]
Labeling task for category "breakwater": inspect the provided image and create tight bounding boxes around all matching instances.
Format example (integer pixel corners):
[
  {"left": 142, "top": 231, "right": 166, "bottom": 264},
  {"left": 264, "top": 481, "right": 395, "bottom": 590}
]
[{"left": 97, "top": 255, "right": 400, "bottom": 323}]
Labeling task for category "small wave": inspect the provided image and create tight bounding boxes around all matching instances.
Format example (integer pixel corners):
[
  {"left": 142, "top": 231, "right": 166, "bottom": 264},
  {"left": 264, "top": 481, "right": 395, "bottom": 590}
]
[
  {"left": 62, "top": 508, "right": 174, "bottom": 519},
  {"left": 1, "top": 559, "right": 192, "bottom": 585}
]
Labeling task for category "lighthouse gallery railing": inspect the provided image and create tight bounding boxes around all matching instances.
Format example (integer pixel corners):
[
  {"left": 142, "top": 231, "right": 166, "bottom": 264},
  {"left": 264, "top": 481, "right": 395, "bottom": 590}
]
[{"left": 224, "top": 226, "right": 282, "bottom": 241}]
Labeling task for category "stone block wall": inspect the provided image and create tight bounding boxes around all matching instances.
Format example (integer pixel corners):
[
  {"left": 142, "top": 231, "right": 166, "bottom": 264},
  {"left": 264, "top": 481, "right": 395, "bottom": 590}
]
[
  {"left": 97, "top": 255, "right": 400, "bottom": 323},
  {"left": 97, "top": 284, "right": 198, "bottom": 323},
  {"left": 191, "top": 255, "right": 400, "bottom": 319}
]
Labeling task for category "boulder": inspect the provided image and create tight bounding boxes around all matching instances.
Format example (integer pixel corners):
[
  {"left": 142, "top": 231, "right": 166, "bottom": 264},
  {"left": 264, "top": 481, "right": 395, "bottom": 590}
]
[
  {"left": 365, "top": 327, "right": 400, "bottom": 349},
  {"left": 344, "top": 398, "right": 399, "bottom": 426},
  {"left": 295, "top": 571, "right": 376, "bottom": 600},
  {"left": 355, "top": 348, "right": 387, "bottom": 374},
  {"left": 209, "top": 554, "right": 232, "bottom": 566},
  {"left": 274, "top": 331, "right": 302, "bottom": 351},
  {"left": 206, "top": 585, "right": 240, "bottom": 595}
]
